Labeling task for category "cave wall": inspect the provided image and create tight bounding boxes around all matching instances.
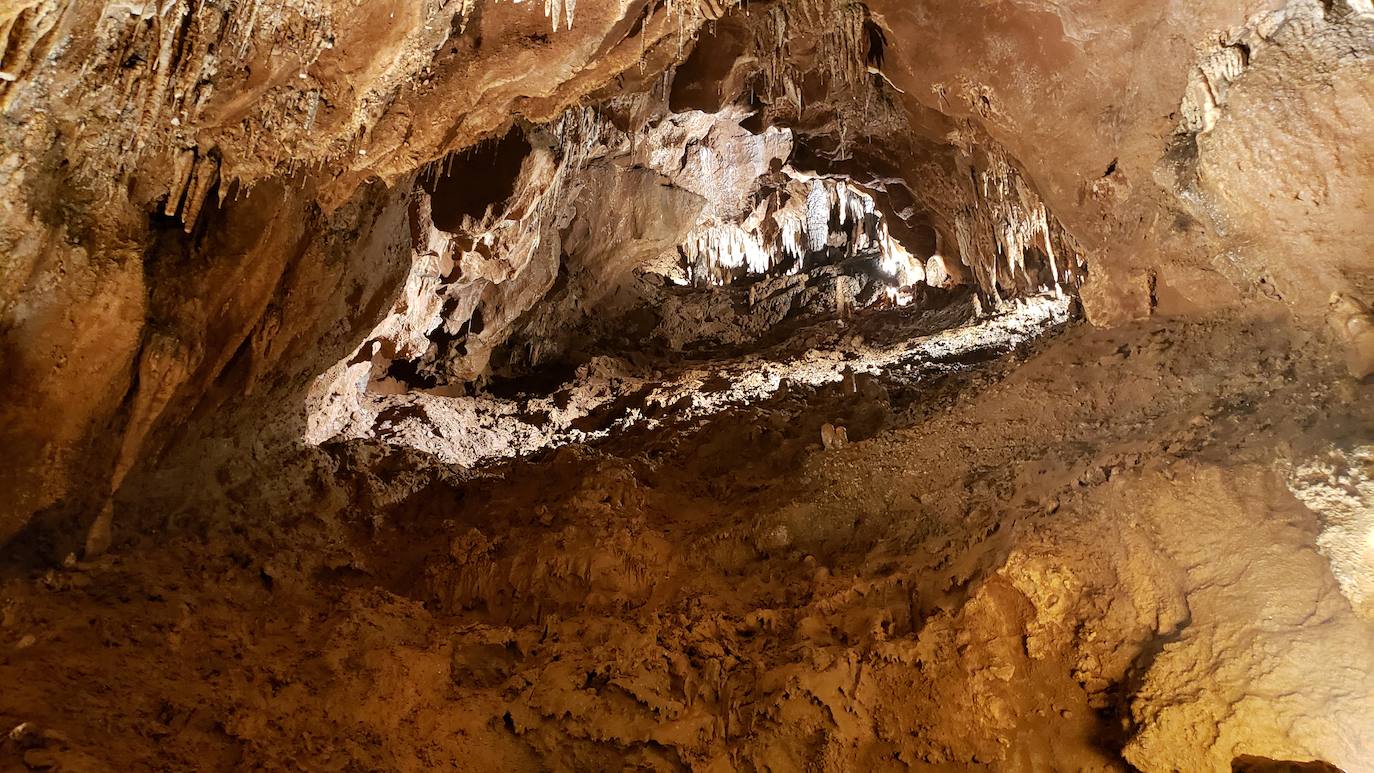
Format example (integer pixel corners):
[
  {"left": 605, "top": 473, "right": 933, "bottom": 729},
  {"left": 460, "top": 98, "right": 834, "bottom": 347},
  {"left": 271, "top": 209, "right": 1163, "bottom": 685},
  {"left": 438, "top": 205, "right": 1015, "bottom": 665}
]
[
  {"left": 0, "top": 0, "right": 726, "bottom": 546},
  {"left": 1, "top": 0, "right": 1371, "bottom": 551},
  {"left": 0, "top": 1, "right": 1372, "bottom": 769},
  {"left": 862, "top": 0, "right": 1373, "bottom": 320}
]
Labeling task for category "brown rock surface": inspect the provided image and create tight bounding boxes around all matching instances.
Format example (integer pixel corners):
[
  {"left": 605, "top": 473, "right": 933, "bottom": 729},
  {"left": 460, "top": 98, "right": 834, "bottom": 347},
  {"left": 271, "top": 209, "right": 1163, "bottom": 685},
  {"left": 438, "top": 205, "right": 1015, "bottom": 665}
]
[{"left": 1, "top": 0, "right": 1371, "bottom": 769}]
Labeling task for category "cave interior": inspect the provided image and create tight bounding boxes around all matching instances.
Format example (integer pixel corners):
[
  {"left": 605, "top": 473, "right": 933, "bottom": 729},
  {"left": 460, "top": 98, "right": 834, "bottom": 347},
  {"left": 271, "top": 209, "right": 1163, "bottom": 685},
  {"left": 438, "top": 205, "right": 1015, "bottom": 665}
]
[{"left": 0, "top": 0, "right": 1372, "bottom": 770}]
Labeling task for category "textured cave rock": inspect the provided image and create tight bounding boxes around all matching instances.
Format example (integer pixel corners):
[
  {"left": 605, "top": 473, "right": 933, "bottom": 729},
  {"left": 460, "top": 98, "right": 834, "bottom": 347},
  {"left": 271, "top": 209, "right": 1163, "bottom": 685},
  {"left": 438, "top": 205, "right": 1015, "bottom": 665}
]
[{"left": 1, "top": 0, "right": 1372, "bottom": 770}]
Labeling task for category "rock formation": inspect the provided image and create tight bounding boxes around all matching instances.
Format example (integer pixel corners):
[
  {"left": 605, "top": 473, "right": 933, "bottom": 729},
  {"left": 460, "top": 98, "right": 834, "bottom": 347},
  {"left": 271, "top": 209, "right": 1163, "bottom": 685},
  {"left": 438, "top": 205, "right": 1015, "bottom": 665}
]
[{"left": 0, "top": 0, "right": 1370, "bottom": 769}]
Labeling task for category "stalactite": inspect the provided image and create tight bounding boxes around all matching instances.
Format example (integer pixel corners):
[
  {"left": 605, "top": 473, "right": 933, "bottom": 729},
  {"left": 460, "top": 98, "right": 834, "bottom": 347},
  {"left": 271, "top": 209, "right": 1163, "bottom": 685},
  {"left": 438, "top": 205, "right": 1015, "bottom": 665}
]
[
  {"left": 941, "top": 146, "right": 1086, "bottom": 303},
  {"left": 544, "top": 0, "right": 576, "bottom": 32},
  {"left": 675, "top": 175, "right": 930, "bottom": 297},
  {"left": 749, "top": 0, "right": 870, "bottom": 117},
  {"left": 823, "top": 1, "right": 867, "bottom": 89},
  {"left": 805, "top": 180, "right": 830, "bottom": 252},
  {"left": 0, "top": 0, "right": 63, "bottom": 111},
  {"left": 682, "top": 224, "right": 774, "bottom": 280}
]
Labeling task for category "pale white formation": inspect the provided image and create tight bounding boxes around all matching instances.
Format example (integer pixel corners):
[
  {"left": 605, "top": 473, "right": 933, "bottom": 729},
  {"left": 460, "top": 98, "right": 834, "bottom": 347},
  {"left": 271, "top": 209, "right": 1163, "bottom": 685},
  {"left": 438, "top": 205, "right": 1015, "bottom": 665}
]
[
  {"left": 682, "top": 175, "right": 927, "bottom": 290},
  {"left": 1287, "top": 445, "right": 1374, "bottom": 621},
  {"left": 308, "top": 295, "right": 1073, "bottom": 466}
]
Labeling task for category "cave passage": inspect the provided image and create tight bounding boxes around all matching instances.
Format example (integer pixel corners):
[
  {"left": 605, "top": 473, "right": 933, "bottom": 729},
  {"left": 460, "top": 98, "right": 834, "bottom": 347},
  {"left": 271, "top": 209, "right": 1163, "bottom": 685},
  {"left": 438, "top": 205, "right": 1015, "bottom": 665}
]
[{"left": 305, "top": 106, "right": 1082, "bottom": 468}]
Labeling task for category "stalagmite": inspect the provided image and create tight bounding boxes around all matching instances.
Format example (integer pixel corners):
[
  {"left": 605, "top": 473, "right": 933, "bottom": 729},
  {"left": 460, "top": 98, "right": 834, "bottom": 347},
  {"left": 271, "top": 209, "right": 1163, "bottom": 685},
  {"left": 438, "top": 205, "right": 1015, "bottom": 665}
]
[{"left": 820, "top": 422, "right": 849, "bottom": 449}]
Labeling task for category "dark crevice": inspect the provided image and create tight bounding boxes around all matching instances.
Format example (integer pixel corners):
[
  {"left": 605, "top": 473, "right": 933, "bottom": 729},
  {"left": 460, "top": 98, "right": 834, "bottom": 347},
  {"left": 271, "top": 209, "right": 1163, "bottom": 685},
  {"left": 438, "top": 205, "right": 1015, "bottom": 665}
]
[
  {"left": 421, "top": 126, "right": 531, "bottom": 233},
  {"left": 384, "top": 358, "right": 440, "bottom": 390},
  {"left": 864, "top": 19, "right": 886, "bottom": 69}
]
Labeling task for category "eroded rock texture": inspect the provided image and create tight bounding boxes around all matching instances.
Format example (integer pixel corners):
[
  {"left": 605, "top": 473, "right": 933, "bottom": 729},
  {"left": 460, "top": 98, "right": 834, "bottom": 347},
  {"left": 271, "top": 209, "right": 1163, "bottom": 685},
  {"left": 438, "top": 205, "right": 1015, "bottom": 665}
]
[{"left": 0, "top": 0, "right": 1371, "bottom": 770}]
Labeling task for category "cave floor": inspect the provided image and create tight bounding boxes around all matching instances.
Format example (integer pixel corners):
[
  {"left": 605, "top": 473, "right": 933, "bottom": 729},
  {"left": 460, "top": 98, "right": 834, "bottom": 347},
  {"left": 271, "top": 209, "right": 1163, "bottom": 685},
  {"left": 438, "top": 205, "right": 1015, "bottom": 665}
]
[{"left": 2, "top": 313, "right": 1371, "bottom": 771}]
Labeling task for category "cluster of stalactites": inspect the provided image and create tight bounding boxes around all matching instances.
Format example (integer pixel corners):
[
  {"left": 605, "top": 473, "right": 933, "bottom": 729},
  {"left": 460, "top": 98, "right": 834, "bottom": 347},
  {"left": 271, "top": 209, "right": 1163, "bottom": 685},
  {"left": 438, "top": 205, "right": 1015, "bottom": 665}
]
[
  {"left": 875, "top": 221, "right": 921, "bottom": 288},
  {"left": 533, "top": 0, "right": 742, "bottom": 34},
  {"left": 683, "top": 177, "right": 924, "bottom": 291},
  {"left": 542, "top": 0, "right": 577, "bottom": 32},
  {"left": 954, "top": 153, "right": 1085, "bottom": 304},
  {"left": 683, "top": 224, "right": 777, "bottom": 285},
  {"left": 356, "top": 103, "right": 623, "bottom": 390},
  {"left": 753, "top": 0, "right": 870, "bottom": 112},
  {"left": 1, "top": 0, "right": 341, "bottom": 230},
  {"left": 541, "top": 105, "right": 605, "bottom": 223}
]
